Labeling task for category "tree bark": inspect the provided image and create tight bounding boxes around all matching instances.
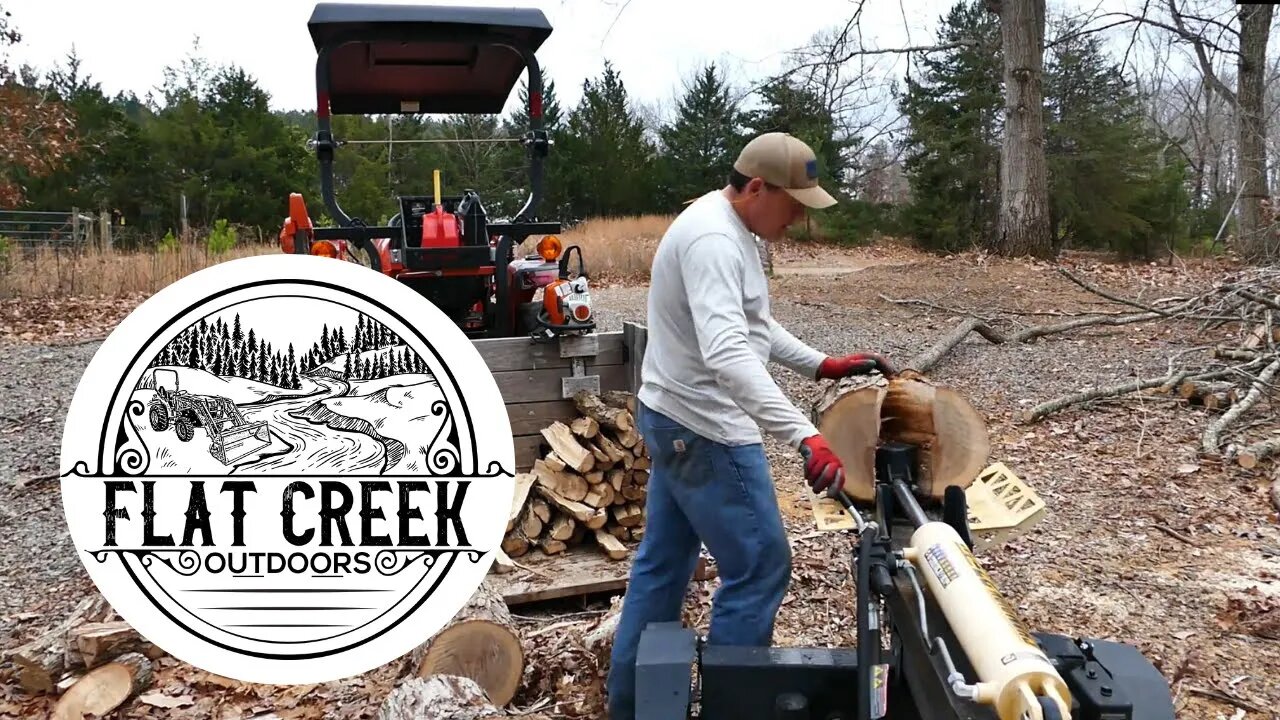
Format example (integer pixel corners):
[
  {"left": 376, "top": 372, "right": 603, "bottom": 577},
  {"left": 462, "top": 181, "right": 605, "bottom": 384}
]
[
  {"left": 993, "top": 0, "right": 1052, "bottom": 258},
  {"left": 379, "top": 675, "right": 523, "bottom": 720},
  {"left": 1236, "top": 3, "right": 1274, "bottom": 262}
]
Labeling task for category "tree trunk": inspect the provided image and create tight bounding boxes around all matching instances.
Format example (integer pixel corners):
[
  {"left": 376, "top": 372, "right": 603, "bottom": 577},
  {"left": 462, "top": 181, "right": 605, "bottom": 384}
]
[
  {"left": 993, "top": 0, "right": 1052, "bottom": 258},
  {"left": 812, "top": 372, "right": 990, "bottom": 503},
  {"left": 1236, "top": 3, "right": 1274, "bottom": 262},
  {"left": 407, "top": 580, "right": 523, "bottom": 707}
]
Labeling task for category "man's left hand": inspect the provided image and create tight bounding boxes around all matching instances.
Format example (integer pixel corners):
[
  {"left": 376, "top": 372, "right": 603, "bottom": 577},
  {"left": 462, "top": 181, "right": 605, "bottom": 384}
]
[{"left": 817, "top": 352, "right": 897, "bottom": 379}]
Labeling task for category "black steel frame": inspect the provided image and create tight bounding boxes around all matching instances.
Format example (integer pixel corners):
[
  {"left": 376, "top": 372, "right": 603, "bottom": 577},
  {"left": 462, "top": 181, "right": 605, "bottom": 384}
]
[{"left": 295, "top": 17, "right": 560, "bottom": 337}]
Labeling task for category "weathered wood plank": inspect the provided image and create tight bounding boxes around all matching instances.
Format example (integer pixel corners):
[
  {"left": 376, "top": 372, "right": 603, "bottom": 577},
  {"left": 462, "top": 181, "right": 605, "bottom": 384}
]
[
  {"left": 514, "top": 435, "right": 544, "bottom": 471},
  {"left": 487, "top": 543, "right": 633, "bottom": 606},
  {"left": 493, "top": 364, "right": 629, "bottom": 405},
  {"left": 505, "top": 400, "right": 578, "bottom": 436},
  {"left": 623, "top": 322, "right": 647, "bottom": 397},
  {"left": 474, "top": 332, "right": 625, "bottom": 373}
]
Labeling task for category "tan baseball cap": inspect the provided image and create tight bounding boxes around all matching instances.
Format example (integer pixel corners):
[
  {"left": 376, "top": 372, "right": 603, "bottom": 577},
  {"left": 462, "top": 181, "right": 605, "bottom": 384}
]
[{"left": 733, "top": 132, "right": 837, "bottom": 209}]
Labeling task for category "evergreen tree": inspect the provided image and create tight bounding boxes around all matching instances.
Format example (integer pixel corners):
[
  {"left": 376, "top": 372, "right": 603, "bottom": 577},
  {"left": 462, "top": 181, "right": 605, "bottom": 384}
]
[
  {"left": 556, "top": 61, "right": 657, "bottom": 218},
  {"left": 657, "top": 63, "right": 745, "bottom": 206},
  {"left": 896, "top": 0, "right": 1003, "bottom": 251},
  {"left": 744, "top": 77, "right": 851, "bottom": 193},
  {"left": 1043, "top": 18, "right": 1187, "bottom": 257}
]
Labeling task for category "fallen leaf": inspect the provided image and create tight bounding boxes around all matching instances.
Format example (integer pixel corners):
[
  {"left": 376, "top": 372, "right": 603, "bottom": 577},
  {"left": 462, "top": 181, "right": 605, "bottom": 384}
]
[
  {"left": 1176, "top": 463, "right": 1200, "bottom": 475},
  {"left": 140, "top": 691, "right": 196, "bottom": 708}
]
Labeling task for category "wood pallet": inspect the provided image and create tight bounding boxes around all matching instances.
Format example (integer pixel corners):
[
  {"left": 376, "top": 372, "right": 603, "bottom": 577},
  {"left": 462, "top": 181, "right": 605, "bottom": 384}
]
[{"left": 488, "top": 544, "right": 635, "bottom": 606}]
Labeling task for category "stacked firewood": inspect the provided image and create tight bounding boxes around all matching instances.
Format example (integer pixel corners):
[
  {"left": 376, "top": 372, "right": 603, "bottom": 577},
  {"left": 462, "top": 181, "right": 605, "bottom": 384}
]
[
  {"left": 500, "top": 390, "right": 650, "bottom": 563},
  {"left": 5, "top": 595, "right": 164, "bottom": 717}
]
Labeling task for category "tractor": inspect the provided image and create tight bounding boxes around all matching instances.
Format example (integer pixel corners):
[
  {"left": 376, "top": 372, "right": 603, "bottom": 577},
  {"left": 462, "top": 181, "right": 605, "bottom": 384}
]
[
  {"left": 277, "top": 2, "right": 594, "bottom": 342},
  {"left": 147, "top": 369, "right": 272, "bottom": 466}
]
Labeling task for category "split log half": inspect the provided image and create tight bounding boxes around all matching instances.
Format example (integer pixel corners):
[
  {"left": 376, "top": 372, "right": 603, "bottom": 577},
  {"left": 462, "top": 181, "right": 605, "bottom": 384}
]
[
  {"left": 409, "top": 580, "right": 522, "bottom": 707},
  {"left": 813, "top": 371, "right": 990, "bottom": 503},
  {"left": 532, "top": 459, "right": 588, "bottom": 503},
  {"left": 571, "top": 416, "right": 599, "bottom": 439},
  {"left": 52, "top": 652, "right": 153, "bottom": 720},
  {"left": 594, "top": 529, "right": 629, "bottom": 560},
  {"left": 532, "top": 470, "right": 608, "bottom": 529},
  {"left": 541, "top": 422, "right": 594, "bottom": 473},
  {"left": 66, "top": 621, "right": 162, "bottom": 669},
  {"left": 505, "top": 473, "right": 536, "bottom": 533}
]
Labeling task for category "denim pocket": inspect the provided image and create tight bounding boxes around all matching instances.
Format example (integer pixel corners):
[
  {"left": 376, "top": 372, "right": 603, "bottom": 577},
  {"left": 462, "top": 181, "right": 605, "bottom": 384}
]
[{"left": 640, "top": 408, "right": 713, "bottom": 488}]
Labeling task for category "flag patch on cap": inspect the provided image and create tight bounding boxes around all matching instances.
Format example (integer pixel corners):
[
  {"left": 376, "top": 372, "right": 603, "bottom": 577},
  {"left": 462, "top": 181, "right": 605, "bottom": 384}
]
[{"left": 805, "top": 159, "right": 818, "bottom": 179}]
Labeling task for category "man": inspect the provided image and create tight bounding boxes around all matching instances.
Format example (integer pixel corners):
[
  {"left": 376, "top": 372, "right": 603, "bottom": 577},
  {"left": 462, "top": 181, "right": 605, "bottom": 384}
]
[{"left": 605, "top": 132, "right": 896, "bottom": 719}]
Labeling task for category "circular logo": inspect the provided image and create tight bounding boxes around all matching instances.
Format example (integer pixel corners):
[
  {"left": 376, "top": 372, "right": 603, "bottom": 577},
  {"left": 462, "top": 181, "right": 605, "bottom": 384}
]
[{"left": 59, "top": 255, "right": 515, "bottom": 684}]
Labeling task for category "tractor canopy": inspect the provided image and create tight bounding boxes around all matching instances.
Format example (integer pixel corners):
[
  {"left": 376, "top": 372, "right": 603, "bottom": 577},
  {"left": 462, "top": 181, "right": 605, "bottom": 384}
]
[{"left": 306, "top": 2, "right": 553, "bottom": 115}]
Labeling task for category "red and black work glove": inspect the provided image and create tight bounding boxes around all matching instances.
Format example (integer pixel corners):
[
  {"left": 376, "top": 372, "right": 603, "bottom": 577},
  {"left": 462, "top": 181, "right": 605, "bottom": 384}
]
[
  {"left": 816, "top": 352, "right": 897, "bottom": 380},
  {"left": 799, "top": 435, "right": 844, "bottom": 495}
]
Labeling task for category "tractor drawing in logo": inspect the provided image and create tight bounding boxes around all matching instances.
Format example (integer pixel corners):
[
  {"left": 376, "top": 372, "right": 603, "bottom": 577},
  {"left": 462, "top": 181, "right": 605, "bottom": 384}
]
[{"left": 147, "top": 369, "right": 272, "bottom": 465}]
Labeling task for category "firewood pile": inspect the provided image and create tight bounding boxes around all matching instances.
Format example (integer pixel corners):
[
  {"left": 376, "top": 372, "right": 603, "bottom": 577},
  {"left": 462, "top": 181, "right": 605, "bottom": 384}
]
[
  {"left": 4, "top": 595, "right": 166, "bottom": 718},
  {"left": 498, "top": 390, "right": 650, "bottom": 566}
]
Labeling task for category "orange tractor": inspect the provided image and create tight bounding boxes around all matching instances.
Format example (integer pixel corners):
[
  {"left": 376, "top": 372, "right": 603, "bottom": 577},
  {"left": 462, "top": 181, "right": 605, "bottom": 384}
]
[{"left": 278, "top": 2, "right": 593, "bottom": 341}]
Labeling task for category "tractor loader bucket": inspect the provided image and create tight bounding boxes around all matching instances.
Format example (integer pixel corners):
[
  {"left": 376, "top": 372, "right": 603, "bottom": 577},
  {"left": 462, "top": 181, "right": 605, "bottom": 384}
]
[{"left": 209, "top": 421, "right": 271, "bottom": 465}]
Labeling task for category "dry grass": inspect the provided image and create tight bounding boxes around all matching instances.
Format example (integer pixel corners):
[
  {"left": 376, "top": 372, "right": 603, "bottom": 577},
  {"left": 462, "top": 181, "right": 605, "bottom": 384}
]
[
  {"left": 520, "top": 214, "right": 674, "bottom": 283},
  {"left": 0, "top": 241, "right": 277, "bottom": 299},
  {"left": 0, "top": 215, "right": 679, "bottom": 300}
]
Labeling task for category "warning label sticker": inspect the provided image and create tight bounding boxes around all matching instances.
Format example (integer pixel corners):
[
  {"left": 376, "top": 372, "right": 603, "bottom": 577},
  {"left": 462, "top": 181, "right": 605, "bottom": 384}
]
[{"left": 924, "top": 543, "right": 959, "bottom": 587}]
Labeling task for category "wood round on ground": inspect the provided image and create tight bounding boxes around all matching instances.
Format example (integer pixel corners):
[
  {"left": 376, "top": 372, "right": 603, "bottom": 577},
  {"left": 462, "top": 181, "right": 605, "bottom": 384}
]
[
  {"left": 409, "top": 581, "right": 523, "bottom": 706},
  {"left": 52, "top": 652, "right": 153, "bottom": 720}
]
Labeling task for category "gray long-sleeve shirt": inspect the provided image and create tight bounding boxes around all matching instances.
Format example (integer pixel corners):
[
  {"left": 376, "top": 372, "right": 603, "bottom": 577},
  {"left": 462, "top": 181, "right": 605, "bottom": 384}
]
[{"left": 636, "top": 190, "right": 826, "bottom": 449}]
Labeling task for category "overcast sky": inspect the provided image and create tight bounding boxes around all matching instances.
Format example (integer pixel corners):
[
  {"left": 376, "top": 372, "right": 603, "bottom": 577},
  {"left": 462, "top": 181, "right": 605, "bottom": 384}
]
[
  {"left": 1, "top": 0, "right": 956, "bottom": 115},
  {"left": 4, "top": 0, "right": 1175, "bottom": 126}
]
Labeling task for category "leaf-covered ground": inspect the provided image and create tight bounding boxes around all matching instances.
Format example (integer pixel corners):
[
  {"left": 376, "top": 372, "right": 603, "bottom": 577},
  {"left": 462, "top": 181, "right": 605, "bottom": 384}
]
[{"left": 2, "top": 241, "right": 1277, "bottom": 719}]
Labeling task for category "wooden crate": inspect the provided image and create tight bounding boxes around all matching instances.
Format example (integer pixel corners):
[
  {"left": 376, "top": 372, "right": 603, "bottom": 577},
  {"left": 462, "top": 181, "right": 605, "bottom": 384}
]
[
  {"left": 475, "top": 322, "right": 648, "bottom": 605},
  {"left": 472, "top": 322, "right": 646, "bottom": 472}
]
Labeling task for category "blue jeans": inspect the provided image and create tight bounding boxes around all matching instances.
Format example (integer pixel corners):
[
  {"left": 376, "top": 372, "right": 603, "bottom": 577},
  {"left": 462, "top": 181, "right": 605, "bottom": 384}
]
[{"left": 606, "top": 402, "right": 792, "bottom": 720}]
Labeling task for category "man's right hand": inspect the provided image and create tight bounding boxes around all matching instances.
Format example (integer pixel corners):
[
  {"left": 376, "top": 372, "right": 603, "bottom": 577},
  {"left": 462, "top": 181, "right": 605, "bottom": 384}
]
[{"left": 799, "top": 435, "right": 844, "bottom": 495}]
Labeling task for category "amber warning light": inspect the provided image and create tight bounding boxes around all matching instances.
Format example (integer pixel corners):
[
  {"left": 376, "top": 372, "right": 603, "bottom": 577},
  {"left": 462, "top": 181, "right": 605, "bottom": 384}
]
[{"left": 537, "top": 235, "right": 562, "bottom": 261}]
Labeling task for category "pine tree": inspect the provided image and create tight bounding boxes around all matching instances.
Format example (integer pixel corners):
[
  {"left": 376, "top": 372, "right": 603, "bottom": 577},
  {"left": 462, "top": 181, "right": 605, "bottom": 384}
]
[
  {"left": 744, "top": 78, "right": 850, "bottom": 193},
  {"left": 897, "top": 0, "right": 1003, "bottom": 251},
  {"left": 557, "top": 61, "right": 657, "bottom": 218},
  {"left": 1043, "top": 18, "right": 1185, "bottom": 257},
  {"left": 658, "top": 63, "right": 745, "bottom": 206}
]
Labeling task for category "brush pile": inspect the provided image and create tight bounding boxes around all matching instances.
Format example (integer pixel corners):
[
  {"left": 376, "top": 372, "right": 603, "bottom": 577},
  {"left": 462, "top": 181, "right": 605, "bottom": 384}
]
[
  {"left": 499, "top": 390, "right": 650, "bottom": 565},
  {"left": 1013, "top": 265, "right": 1280, "bottom": 467}
]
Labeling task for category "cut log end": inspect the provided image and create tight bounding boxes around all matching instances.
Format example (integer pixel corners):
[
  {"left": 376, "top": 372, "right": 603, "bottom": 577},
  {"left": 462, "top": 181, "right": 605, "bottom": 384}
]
[
  {"left": 52, "top": 652, "right": 153, "bottom": 720},
  {"left": 410, "top": 581, "right": 522, "bottom": 707}
]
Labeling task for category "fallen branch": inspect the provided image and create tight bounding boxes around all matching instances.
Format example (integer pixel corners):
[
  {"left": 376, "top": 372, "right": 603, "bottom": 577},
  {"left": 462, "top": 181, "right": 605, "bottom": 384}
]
[
  {"left": 1201, "top": 357, "right": 1280, "bottom": 456},
  {"left": 906, "top": 313, "right": 1164, "bottom": 373},
  {"left": 1020, "top": 370, "right": 1194, "bottom": 424}
]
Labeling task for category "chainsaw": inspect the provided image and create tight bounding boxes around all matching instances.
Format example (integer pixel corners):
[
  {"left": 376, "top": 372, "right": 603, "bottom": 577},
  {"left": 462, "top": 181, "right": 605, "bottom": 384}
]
[
  {"left": 632, "top": 441, "right": 1178, "bottom": 720},
  {"left": 532, "top": 244, "right": 595, "bottom": 342}
]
